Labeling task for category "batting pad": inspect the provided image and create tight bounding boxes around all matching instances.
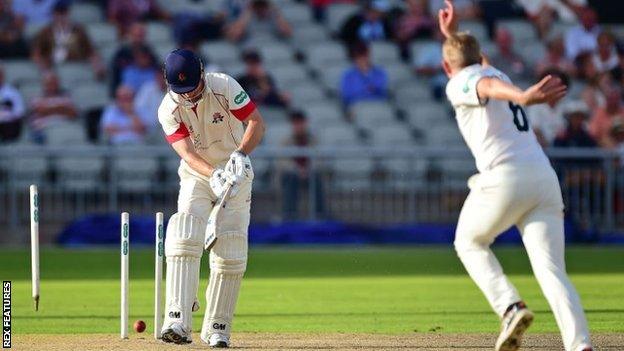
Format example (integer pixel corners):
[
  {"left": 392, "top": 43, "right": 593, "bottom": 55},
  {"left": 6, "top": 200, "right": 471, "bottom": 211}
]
[
  {"left": 163, "top": 212, "right": 205, "bottom": 334},
  {"left": 201, "top": 232, "right": 247, "bottom": 340}
]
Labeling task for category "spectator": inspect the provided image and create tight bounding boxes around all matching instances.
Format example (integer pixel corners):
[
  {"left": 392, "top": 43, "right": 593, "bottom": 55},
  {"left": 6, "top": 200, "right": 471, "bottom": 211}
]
[
  {"left": 278, "top": 110, "right": 325, "bottom": 220},
  {"left": 29, "top": 71, "right": 78, "bottom": 143},
  {"left": 575, "top": 52, "right": 607, "bottom": 110},
  {"left": 588, "top": 85, "right": 624, "bottom": 148},
  {"left": 121, "top": 45, "right": 158, "bottom": 93},
  {"left": 32, "top": 1, "right": 105, "bottom": 77},
  {"left": 564, "top": 7, "right": 600, "bottom": 60},
  {"left": 592, "top": 31, "right": 619, "bottom": 73},
  {"left": 0, "top": 0, "right": 28, "bottom": 58},
  {"left": 101, "top": 85, "right": 146, "bottom": 145},
  {"left": 0, "top": 65, "right": 25, "bottom": 142},
  {"left": 225, "top": 0, "right": 292, "bottom": 43},
  {"left": 611, "top": 121, "right": 624, "bottom": 166},
  {"left": 395, "top": 0, "right": 435, "bottom": 58},
  {"left": 340, "top": 0, "right": 392, "bottom": 44},
  {"left": 12, "top": 0, "right": 57, "bottom": 26},
  {"left": 107, "top": 0, "right": 170, "bottom": 36},
  {"left": 413, "top": 29, "right": 447, "bottom": 100},
  {"left": 536, "top": 35, "right": 576, "bottom": 77},
  {"left": 237, "top": 49, "right": 289, "bottom": 107},
  {"left": 134, "top": 71, "right": 166, "bottom": 133},
  {"left": 516, "top": 0, "right": 586, "bottom": 39},
  {"left": 110, "top": 21, "right": 156, "bottom": 96},
  {"left": 553, "top": 101, "right": 596, "bottom": 147},
  {"left": 528, "top": 70, "right": 570, "bottom": 147},
  {"left": 341, "top": 42, "right": 388, "bottom": 107},
  {"left": 490, "top": 27, "right": 528, "bottom": 82}
]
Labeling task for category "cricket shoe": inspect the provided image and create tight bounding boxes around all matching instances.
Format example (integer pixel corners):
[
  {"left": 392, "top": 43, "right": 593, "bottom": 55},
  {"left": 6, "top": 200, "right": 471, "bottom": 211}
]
[
  {"left": 161, "top": 322, "right": 192, "bottom": 344},
  {"left": 204, "top": 333, "right": 230, "bottom": 348},
  {"left": 495, "top": 302, "right": 534, "bottom": 351}
]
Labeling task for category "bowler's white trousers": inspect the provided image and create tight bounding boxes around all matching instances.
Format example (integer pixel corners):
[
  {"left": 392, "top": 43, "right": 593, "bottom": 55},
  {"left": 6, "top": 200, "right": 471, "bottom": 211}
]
[{"left": 454, "top": 163, "right": 592, "bottom": 351}]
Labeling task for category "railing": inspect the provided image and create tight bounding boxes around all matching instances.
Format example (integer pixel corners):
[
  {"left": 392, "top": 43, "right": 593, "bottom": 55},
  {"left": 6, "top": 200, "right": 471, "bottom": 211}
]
[{"left": 0, "top": 145, "right": 622, "bottom": 242}]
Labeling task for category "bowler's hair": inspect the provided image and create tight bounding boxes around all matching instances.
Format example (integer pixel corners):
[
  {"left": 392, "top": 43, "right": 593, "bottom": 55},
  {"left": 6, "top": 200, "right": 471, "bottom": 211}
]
[{"left": 442, "top": 32, "right": 482, "bottom": 69}]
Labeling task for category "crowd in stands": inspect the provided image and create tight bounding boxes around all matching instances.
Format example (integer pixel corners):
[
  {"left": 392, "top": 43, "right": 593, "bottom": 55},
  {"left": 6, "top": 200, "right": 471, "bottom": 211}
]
[{"left": 0, "top": 0, "right": 622, "bottom": 163}]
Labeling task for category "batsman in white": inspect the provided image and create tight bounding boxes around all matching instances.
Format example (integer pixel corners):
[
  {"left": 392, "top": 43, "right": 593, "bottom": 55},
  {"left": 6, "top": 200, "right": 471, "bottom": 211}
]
[
  {"left": 438, "top": 1, "right": 593, "bottom": 351},
  {"left": 157, "top": 49, "right": 265, "bottom": 347}
]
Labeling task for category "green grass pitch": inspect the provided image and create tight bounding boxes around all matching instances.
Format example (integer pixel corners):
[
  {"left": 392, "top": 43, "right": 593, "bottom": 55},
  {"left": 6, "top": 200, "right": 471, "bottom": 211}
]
[{"left": 2, "top": 246, "right": 623, "bottom": 335}]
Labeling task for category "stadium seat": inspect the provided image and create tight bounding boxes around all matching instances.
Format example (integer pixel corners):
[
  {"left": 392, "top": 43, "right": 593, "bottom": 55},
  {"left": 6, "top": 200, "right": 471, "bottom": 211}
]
[
  {"left": 327, "top": 3, "right": 359, "bottom": 34},
  {"left": 220, "top": 60, "right": 245, "bottom": 77},
  {"left": 258, "top": 106, "right": 289, "bottom": 124},
  {"left": 458, "top": 21, "right": 489, "bottom": 42},
  {"left": 18, "top": 84, "right": 42, "bottom": 103},
  {"left": 200, "top": 41, "right": 240, "bottom": 65},
  {"left": 271, "top": 64, "right": 310, "bottom": 86},
  {"left": 305, "top": 42, "right": 348, "bottom": 71},
  {"left": 384, "top": 64, "right": 414, "bottom": 90},
  {"left": 2, "top": 60, "right": 40, "bottom": 86},
  {"left": 6, "top": 145, "right": 48, "bottom": 188},
  {"left": 71, "top": 82, "right": 109, "bottom": 112},
  {"left": 405, "top": 102, "right": 450, "bottom": 130},
  {"left": 426, "top": 123, "right": 465, "bottom": 146},
  {"left": 370, "top": 42, "right": 401, "bottom": 65},
  {"left": 350, "top": 101, "right": 396, "bottom": 130},
  {"left": 70, "top": 3, "right": 103, "bottom": 24},
  {"left": 319, "top": 62, "right": 349, "bottom": 93},
  {"left": 317, "top": 124, "right": 360, "bottom": 145},
  {"left": 369, "top": 125, "right": 415, "bottom": 146},
  {"left": 57, "top": 63, "right": 95, "bottom": 87},
  {"left": 518, "top": 41, "right": 546, "bottom": 66},
  {"left": 56, "top": 155, "right": 105, "bottom": 191},
  {"left": 409, "top": 40, "right": 439, "bottom": 60},
  {"left": 301, "top": 103, "right": 344, "bottom": 129},
  {"left": 154, "top": 42, "right": 177, "bottom": 62},
  {"left": 113, "top": 152, "right": 159, "bottom": 192},
  {"left": 146, "top": 22, "right": 172, "bottom": 46},
  {"left": 290, "top": 83, "right": 327, "bottom": 106},
  {"left": 86, "top": 23, "right": 117, "bottom": 47},
  {"left": 262, "top": 122, "right": 291, "bottom": 146},
  {"left": 281, "top": 2, "right": 312, "bottom": 23},
  {"left": 45, "top": 122, "right": 88, "bottom": 145},
  {"left": 393, "top": 81, "right": 431, "bottom": 106},
  {"left": 258, "top": 42, "right": 295, "bottom": 64},
  {"left": 497, "top": 19, "right": 537, "bottom": 45},
  {"left": 292, "top": 24, "right": 330, "bottom": 47}
]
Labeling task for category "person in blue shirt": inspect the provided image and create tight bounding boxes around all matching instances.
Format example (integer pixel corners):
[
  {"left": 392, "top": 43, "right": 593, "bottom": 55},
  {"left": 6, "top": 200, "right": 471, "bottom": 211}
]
[
  {"left": 121, "top": 44, "right": 158, "bottom": 93},
  {"left": 340, "top": 41, "right": 388, "bottom": 107}
]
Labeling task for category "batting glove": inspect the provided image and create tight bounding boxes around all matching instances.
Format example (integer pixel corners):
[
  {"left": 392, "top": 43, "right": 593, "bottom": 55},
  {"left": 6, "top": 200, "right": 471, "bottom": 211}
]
[
  {"left": 225, "top": 150, "right": 254, "bottom": 182},
  {"left": 209, "top": 169, "right": 238, "bottom": 199}
]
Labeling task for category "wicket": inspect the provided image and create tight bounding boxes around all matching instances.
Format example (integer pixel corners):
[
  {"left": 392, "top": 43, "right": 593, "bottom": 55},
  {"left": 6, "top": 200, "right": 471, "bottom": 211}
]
[
  {"left": 154, "top": 212, "right": 164, "bottom": 339},
  {"left": 120, "top": 212, "right": 129, "bottom": 339},
  {"left": 120, "top": 212, "right": 165, "bottom": 340},
  {"left": 30, "top": 184, "right": 40, "bottom": 312}
]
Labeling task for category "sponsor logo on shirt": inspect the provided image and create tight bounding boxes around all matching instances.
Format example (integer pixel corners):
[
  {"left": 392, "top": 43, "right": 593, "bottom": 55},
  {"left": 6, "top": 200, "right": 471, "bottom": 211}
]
[{"left": 234, "top": 91, "right": 248, "bottom": 105}]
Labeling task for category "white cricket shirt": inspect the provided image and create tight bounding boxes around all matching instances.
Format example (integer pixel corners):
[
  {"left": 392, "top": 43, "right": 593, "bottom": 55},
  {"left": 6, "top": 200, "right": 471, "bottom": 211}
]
[
  {"left": 158, "top": 72, "right": 256, "bottom": 176},
  {"left": 445, "top": 64, "right": 550, "bottom": 173}
]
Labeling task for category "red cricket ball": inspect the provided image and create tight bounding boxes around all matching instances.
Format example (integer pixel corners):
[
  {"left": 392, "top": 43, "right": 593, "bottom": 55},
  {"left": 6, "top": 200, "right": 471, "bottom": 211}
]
[{"left": 133, "top": 320, "right": 146, "bottom": 333}]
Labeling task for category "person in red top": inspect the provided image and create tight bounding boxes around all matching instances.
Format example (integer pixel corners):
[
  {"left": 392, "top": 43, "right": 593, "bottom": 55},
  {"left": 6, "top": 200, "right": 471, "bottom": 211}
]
[
  {"left": 157, "top": 49, "right": 265, "bottom": 348},
  {"left": 588, "top": 85, "right": 624, "bottom": 147}
]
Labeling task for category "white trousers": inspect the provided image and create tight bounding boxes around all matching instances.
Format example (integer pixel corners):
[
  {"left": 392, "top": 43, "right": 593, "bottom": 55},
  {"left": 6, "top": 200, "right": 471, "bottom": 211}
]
[{"left": 454, "top": 163, "right": 592, "bottom": 351}]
